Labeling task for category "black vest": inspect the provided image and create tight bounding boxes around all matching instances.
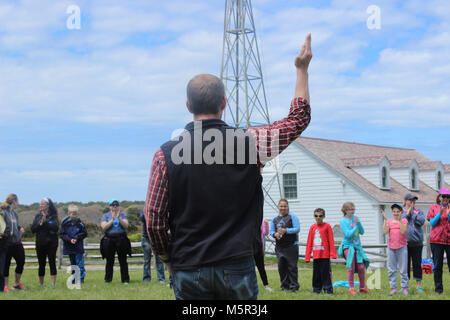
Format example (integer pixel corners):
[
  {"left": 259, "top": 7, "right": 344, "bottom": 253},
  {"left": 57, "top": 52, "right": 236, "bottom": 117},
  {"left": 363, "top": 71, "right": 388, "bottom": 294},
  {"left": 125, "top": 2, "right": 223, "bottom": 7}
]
[
  {"left": 160, "top": 119, "right": 263, "bottom": 271},
  {"left": 273, "top": 214, "right": 298, "bottom": 247}
]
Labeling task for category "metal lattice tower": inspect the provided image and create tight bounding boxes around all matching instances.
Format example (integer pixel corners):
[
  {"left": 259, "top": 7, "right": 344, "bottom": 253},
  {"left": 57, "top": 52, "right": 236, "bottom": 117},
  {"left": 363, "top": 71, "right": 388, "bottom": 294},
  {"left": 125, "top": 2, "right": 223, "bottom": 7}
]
[
  {"left": 220, "top": 0, "right": 282, "bottom": 211},
  {"left": 220, "top": 0, "right": 271, "bottom": 128}
]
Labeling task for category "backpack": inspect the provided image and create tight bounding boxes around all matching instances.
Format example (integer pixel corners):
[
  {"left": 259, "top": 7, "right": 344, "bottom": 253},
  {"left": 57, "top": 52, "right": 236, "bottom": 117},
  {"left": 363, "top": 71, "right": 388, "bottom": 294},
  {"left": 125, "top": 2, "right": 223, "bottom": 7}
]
[{"left": 421, "top": 258, "right": 434, "bottom": 274}]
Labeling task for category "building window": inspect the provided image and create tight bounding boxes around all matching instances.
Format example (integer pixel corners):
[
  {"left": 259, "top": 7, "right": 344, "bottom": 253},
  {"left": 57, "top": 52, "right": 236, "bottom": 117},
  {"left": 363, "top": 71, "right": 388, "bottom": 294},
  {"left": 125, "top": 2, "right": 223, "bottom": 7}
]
[
  {"left": 411, "top": 169, "right": 417, "bottom": 190},
  {"left": 437, "top": 171, "right": 442, "bottom": 190},
  {"left": 283, "top": 173, "right": 297, "bottom": 200},
  {"left": 381, "top": 166, "right": 388, "bottom": 188}
]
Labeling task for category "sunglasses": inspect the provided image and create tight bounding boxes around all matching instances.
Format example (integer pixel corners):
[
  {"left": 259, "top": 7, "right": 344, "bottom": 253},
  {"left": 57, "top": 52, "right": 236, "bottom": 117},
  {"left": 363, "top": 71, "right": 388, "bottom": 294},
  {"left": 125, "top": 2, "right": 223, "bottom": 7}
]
[
  {"left": 110, "top": 204, "right": 119, "bottom": 207},
  {"left": 314, "top": 214, "right": 324, "bottom": 218}
]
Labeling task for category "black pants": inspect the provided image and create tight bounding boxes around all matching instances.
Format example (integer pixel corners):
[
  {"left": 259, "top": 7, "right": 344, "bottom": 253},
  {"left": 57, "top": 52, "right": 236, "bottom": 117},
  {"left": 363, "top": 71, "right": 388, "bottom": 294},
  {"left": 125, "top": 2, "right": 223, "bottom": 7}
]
[
  {"left": 36, "top": 243, "right": 58, "bottom": 277},
  {"left": 431, "top": 243, "right": 450, "bottom": 294},
  {"left": 4, "top": 243, "right": 25, "bottom": 277},
  {"left": 312, "top": 258, "right": 333, "bottom": 294},
  {"left": 0, "top": 251, "right": 5, "bottom": 291},
  {"left": 104, "top": 236, "right": 129, "bottom": 283},
  {"left": 407, "top": 244, "right": 423, "bottom": 281},
  {"left": 275, "top": 244, "right": 299, "bottom": 291},
  {"left": 254, "top": 245, "right": 269, "bottom": 286}
]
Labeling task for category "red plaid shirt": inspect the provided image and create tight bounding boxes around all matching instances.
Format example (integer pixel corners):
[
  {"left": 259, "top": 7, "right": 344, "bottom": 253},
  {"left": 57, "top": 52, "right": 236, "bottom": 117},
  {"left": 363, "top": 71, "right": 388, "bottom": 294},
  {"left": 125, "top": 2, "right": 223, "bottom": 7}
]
[{"left": 144, "top": 97, "right": 311, "bottom": 256}]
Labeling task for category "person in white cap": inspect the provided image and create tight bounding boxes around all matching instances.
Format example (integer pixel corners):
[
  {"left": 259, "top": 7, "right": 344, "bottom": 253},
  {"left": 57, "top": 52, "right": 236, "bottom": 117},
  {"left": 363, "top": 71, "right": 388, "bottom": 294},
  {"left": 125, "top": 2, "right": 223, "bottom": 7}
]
[{"left": 426, "top": 187, "right": 450, "bottom": 295}]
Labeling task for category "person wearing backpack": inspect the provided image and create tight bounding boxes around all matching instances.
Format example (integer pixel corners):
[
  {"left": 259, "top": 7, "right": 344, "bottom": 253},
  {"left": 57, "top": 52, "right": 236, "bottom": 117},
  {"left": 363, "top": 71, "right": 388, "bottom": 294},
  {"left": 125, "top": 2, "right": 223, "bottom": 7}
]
[
  {"left": 0, "top": 201, "right": 12, "bottom": 292},
  {"left": 1, "top": 194, "right": 26, "bottom": 292}
]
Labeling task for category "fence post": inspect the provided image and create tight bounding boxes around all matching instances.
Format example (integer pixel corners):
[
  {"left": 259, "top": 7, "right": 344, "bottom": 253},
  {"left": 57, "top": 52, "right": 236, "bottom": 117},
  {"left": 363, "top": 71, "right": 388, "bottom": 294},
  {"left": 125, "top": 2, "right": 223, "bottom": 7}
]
[{"left": 58, "top": 238, "right": 63, "bottom": 270}]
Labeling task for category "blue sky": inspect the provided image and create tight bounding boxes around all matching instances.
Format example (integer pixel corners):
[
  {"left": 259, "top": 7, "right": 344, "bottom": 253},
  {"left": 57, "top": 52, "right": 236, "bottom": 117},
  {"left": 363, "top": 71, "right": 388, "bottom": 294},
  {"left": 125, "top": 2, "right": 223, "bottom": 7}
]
[{"left": 0, "top": 0, "right": 449, "bottom": 204}]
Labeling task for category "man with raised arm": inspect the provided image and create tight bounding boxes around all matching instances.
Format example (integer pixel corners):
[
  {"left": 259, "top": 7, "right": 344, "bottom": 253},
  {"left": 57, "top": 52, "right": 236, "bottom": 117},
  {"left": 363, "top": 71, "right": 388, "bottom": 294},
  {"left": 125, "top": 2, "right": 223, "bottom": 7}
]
[{"left": 145, "top": 33, "right": 312, "bottom": 300}]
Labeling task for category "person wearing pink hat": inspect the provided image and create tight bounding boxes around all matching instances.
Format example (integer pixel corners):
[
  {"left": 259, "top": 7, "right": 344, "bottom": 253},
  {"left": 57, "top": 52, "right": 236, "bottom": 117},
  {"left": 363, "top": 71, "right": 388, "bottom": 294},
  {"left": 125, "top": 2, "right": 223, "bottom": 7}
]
[{"left": 426, "top": 187, "right": 450, "bottom": 295}]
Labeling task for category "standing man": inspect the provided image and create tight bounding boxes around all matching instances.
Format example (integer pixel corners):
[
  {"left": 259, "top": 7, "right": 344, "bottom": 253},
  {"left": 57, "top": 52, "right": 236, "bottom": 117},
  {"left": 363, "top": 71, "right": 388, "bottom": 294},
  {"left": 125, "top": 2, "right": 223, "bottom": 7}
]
[
  {"left": 145, "top": 34, "right": 312, "bottom": 300},
  {"left": 270, "top": 199, "right": 300, "bottom": 292},
  {"left": 100, "top": 200, "right": 131, "bottom": 284},
  {"left": 140, "top": 209, "right": 166, "bottom": 284}
]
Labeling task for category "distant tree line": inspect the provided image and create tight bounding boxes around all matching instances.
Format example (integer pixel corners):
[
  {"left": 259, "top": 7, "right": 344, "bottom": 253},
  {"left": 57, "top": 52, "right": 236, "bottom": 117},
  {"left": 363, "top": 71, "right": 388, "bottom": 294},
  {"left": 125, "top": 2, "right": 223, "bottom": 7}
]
[{"left": 16, "top": 201, "right": 145, "bottom": 242}]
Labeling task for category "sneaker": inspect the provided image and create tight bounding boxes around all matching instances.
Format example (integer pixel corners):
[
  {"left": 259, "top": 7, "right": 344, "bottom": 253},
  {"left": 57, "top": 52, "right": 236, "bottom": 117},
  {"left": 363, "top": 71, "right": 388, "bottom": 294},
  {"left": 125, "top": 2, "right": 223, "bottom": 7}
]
[
  {"left": 3, "top": 286, "right": 9, "bottom": 293},
  {"left": 158, "top": 280, "right": 166, "bottom": 284},
  {"left": 402, "top": 288, "right": 408, "bottom": 296},
  {"left": 389, "top": 288, "right": 397, "bottom": 296},
  {"left": 359, "top": 287, "right": 370, "bottom": 294},
  {"left": 13, "top": 283, "right": 25, "bottom": 290},
  {"left": 265, "top": 286, "right": 274, "bottom": 293},
  {"left": 416, "top": 287, "right": 423, "bottom": 293},
  {"left": 348, "top": 289, "right": 357, "bottom": 295}
]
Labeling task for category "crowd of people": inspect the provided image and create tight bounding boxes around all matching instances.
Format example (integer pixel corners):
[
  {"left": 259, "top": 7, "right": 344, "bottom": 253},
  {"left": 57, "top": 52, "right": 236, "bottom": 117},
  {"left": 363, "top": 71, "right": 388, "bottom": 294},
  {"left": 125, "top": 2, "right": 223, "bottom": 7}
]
[{"left": 0, "top": 189, "right": 448, "bottom": 298}]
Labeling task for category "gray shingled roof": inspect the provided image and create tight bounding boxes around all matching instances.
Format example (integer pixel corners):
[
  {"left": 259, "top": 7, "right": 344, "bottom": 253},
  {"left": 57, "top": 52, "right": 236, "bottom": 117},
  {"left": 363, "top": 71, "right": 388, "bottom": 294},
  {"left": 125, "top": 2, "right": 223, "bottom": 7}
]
[
  {"left": 295, "top": 137, "right": 438, "bottom": 204},
  {"left": 342, "top": 156, "right": 388, "bottom": 167},
  {"left": 418, "top": 161, "right": 443, "bottom": 170},
  {"left": 444, "top": 164, "right": 450, "bottom": 173}
]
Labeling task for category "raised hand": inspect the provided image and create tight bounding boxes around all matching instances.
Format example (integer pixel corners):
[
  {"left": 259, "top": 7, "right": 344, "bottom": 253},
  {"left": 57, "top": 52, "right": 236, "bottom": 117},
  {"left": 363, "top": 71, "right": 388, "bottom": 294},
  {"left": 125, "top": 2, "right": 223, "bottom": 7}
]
[{"left": 295, "top": 33, "right": 312, "bottom": 71}]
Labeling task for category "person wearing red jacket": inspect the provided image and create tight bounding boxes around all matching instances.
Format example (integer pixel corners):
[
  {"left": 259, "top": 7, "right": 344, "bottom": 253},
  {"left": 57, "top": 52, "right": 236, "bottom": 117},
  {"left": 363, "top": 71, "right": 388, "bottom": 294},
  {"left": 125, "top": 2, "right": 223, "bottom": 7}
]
[{"left": 305, "top": 208, "right": 337, "bottom": 294}]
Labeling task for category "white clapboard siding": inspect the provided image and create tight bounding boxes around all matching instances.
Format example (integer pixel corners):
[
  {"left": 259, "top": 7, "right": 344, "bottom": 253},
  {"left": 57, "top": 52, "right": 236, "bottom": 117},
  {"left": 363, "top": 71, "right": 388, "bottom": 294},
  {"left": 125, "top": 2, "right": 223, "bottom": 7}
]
[
  {"left": 391, "top": 168, "right": 413, "bottom": 190},
  {"left": 353, "top": 166, "right": 380, "bottom": 189},
  {"left": 262, "top": 142, "right": 384, "bottom": 258},
  {"left": 420, "top": 170, "right": 437, "bottom": 191}
]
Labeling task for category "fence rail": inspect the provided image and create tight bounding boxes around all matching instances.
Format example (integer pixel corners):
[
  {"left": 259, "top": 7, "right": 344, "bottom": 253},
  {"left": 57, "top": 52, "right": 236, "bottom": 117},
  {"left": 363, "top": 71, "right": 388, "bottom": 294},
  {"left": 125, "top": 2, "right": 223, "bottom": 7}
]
[{"left": 17, "top": 236, "right": 442, "bottom": 270}]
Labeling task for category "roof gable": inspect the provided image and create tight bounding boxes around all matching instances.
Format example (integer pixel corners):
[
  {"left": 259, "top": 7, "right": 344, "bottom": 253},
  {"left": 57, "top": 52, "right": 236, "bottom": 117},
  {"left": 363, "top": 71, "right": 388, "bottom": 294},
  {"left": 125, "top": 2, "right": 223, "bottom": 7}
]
[{"left": 295, "top": 136, "right": 437, "bottom": 203}]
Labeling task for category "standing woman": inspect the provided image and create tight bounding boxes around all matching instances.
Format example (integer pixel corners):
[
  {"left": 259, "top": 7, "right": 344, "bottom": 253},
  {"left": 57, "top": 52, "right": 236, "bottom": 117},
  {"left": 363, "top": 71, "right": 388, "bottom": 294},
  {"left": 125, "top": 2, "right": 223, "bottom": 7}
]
[
  {"left": 100, "top": 199, "right": 131, "bottom": 283},
  {"left": 254, "top": 219, "right": 273, "bottom": 292},
  {"left": 402, "top": 193, "right": 425, "bottom": 293},
  {"left": 0, "top": 198, "right": 12, "bottom": 292},
  {"left": 31, "top": 198, "right": 60, "bottom": 288},
  {"left": 338, "top": 202, "right": 370, "bottom": 295},
  {"left": 1, "top": 194, "right": 26, "bottom": 292},
  {"left": 426, "top": 188, "right": 450, "bottom": 295}
]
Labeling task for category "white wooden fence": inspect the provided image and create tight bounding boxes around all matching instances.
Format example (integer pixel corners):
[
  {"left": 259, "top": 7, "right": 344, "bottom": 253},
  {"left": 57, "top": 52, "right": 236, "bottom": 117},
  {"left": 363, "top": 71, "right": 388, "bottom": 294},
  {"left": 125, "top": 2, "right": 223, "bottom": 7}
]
[{"left": 17, "top": 235, "right": 440, "bottom": 270}]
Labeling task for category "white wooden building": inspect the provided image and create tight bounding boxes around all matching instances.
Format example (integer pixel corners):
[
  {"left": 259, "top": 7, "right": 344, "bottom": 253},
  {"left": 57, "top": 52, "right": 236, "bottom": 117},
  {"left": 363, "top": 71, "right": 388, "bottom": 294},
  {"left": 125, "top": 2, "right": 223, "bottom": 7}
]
[{"left": 262, "top": 137, "right": 450, "bottom": 262}]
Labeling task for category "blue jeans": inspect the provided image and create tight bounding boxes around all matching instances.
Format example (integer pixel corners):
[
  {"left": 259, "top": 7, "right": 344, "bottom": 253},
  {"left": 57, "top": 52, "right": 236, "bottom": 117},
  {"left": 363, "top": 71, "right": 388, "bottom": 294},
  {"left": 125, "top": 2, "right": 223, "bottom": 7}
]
[
  {"left": 69, "top": 253, "right": 86, "bottom": 282},
  {"left": 172, "top": 256, "right": 258, "bottom": 300},
  {"left": 142, "top": 237, "right": 165, "bottom": 282}
]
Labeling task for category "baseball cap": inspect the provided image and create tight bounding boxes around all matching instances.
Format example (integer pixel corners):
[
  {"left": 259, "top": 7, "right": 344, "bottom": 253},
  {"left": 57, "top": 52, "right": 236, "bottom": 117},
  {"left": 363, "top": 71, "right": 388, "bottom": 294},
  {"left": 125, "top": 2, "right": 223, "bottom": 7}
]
[
  {"left": 438, "top": 188, "right": 450, "bottom": 195},
  {"left": 109, "top": 199, "right": 120, "bottom": 206},
  {"left": 391, "top": 203, "right": 403, "bottom": 211},
  {"left": 404, "top": 193, "right": 418, "bottom": 201}
]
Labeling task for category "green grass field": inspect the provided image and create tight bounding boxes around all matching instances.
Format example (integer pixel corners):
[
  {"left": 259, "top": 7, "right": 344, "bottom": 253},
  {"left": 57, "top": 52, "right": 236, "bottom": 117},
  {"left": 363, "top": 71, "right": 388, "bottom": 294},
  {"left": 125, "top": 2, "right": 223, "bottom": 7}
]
[{"left": 1, "top": 258, "right": 448, "bottom": 300}]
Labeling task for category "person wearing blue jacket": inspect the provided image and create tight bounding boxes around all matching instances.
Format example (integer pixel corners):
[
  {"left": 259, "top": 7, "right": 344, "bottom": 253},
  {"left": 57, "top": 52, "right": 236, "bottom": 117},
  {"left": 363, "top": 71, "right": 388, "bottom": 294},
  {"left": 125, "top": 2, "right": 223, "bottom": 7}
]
[
  {"left": 270, "top": 199, "right": 300, "bottom": 292},
  {"left": 401, "top": 193, "right": 425, "bottom": 293},
  {"left": 338, "top": 202, "right": 370, "bottom": 295},
  {"left": 60, "top": 205, "right": 87, "bottom": 284}
]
